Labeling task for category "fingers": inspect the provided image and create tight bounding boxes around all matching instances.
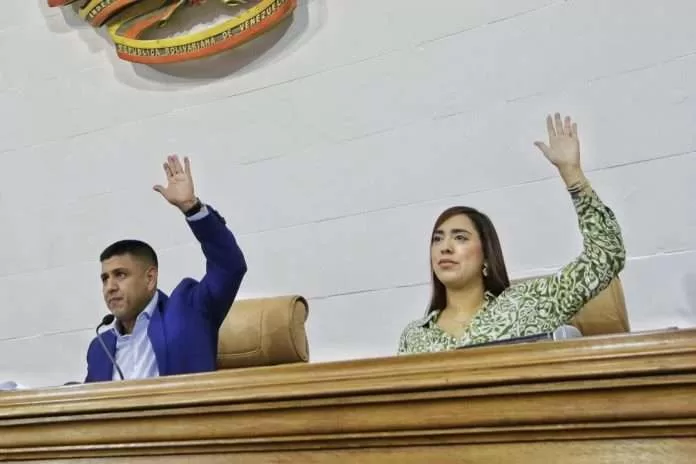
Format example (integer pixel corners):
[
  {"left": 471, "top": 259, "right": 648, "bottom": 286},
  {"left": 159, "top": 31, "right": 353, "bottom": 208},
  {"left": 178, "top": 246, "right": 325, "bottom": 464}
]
[
  {"left": 546, "top": 114, "right": 555, "bottom": 137},
  {"left": 554, "top": 112, "right": 564, "bottom": 136},
  {"left": 183, "top": 156, "right": 191, "bottom": 177},
  {"left": 171, "top": 155, "right": 184, "bottom": 174},
  {"left": 162, "top": 154, "right": 192, "bottom": 182},
  {"left": 165, "top": 154, "right": 185, "bottom": 176},
  {"left": 545, "top": 112, "right": 577, "bottom": 138},
  {"left": 163, "top": 162, "right": 173, "bottom": 178},
  {"left": 153, "top": 184, "right": 165, "bottom": 195},
  {"left": 564, "top": 115, "right": 572, "bottom": 136},
  {"left": 533, "top": 141, "right": 550, "bottom": 156}
]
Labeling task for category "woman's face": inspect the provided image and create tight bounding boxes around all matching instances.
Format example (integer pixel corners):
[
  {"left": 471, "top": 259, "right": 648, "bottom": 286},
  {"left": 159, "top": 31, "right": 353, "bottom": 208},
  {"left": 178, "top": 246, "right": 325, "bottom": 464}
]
[{"left": 430, "top": 213, "right": 485, "bottom": 289}]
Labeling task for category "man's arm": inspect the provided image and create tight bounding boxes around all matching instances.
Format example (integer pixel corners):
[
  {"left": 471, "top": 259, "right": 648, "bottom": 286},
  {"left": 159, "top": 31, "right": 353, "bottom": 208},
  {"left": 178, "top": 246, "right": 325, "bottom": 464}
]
[
  {"left": 154, "top": 155, "right": 247, "bottom": 326},
  {"left": 184, "top": 201, "right": 247, "bottom": 326}
]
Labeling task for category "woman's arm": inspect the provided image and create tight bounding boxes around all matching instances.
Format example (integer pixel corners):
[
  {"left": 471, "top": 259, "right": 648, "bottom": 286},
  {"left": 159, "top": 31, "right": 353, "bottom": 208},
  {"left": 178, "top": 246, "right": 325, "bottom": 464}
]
[
  {"left": 457, "top": 114, "right": 626, "bottom": 345},
  {"left": 462, "top": 176, "right": 625, "bottom": 344},
  {"left": 518, "top": 179, "right": 625, "bottom": 321},
  {"left": 522, "top": 114, "right": 626, "bottom": 322},
  {"left": 397, "top": 328, "right": 409, "bottom": 355}
]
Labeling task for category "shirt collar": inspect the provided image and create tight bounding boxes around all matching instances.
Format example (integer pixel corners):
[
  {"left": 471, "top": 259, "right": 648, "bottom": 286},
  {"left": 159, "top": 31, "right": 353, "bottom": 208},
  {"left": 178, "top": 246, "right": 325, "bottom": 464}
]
[
  {"left": 142, "top": 291, "right": 159, "bottom": 318},
  {"left": 113, "top": 292, "right": 159, "bottom": 336},
  {"left": 414, "top": 310, "right": 439, "bottom": 328},
  {"left": 415, "top": 291, "right": 495, "bottom": 327}
]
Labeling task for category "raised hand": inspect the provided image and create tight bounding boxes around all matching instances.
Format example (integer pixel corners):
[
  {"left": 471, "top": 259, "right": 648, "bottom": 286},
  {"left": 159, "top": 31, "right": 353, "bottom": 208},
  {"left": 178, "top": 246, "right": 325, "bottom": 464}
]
[
  {"left": 153, "top": 155, "right": 198, "bottom": 213},
  {"left": 534, "top": 113, "right": 585, "bottom": 187}
]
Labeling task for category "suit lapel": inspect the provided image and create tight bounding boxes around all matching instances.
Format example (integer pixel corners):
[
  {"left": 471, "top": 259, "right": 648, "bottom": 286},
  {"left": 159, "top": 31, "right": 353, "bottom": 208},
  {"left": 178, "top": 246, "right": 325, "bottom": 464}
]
[
  {"left": 148, "top": 290, "right": 169, "bottom": 375},
  {"left": 94, "top": 330, "right": 117, "bottom": 381}
]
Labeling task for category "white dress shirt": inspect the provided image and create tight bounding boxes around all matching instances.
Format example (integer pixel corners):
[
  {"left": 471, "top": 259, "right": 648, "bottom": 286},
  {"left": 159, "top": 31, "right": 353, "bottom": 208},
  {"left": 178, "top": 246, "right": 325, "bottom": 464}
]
[{"left": 112, "top": 292, "right": 160, "bottom": 381}]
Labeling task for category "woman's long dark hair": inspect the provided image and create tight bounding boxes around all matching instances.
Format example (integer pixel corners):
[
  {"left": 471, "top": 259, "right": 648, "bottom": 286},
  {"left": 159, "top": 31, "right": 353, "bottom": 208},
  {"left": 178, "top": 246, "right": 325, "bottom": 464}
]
[{"left": 427, "top": 206, "right": 510, "bottom": 315}]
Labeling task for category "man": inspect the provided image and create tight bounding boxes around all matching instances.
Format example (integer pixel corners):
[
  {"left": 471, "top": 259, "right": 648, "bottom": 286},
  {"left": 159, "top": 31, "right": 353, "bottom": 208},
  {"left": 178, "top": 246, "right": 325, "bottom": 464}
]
[{"left": 84, "top": 155, "right": 247, "bottom": 382}]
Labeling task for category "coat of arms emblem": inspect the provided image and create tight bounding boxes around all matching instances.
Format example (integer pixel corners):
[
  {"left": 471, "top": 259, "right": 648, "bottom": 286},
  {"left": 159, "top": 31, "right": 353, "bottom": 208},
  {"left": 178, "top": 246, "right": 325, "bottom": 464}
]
[{"left": 48, "top": 0, "right": 297, "bottom": 64}]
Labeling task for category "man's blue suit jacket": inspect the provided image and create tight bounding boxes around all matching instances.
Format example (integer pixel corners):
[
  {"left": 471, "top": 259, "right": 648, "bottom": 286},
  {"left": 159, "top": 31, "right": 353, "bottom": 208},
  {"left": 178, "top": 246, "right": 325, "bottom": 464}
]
[{"left": 84, "top": 205, "right": 247, "bottom": 383}]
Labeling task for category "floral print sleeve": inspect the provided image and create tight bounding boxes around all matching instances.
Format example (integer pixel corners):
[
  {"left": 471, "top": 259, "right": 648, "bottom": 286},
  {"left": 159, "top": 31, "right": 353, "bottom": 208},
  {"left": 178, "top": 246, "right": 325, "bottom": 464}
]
[
  {"left": 490, "top": 182, "right": 627, "bottom": 334},
  {"left": 397, "top": 181, "right": 626, "bottom": 354},
  {"left": 397, "top": 328, "right": 408, "bottom": 354}
]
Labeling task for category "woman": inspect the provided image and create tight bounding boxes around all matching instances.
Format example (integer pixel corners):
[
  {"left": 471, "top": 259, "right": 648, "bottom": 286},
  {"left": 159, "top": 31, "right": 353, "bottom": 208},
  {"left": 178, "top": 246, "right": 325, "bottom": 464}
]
[{"left": 397, "top": 113, "right": 626, "bottom": 354}]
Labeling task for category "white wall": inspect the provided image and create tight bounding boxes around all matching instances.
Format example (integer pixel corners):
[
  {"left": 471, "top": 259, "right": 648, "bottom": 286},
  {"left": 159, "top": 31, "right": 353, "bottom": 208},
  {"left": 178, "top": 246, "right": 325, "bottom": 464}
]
[{"left": 1, "top": 0, "right": 695, "bottom": 387}]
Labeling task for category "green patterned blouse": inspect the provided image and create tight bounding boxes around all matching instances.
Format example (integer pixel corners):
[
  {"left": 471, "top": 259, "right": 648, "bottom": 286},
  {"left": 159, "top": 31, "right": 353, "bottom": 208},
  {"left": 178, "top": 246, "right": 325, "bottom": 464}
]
[{"left": 397, "top": 182, "right": 626, "bottom": 355}]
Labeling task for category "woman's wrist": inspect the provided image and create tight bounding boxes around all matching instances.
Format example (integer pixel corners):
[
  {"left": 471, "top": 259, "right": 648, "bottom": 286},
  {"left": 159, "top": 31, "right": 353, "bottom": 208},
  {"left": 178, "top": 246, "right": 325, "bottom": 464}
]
[{"left": 557, "top": 165, "right": 586, "bottom": 190}]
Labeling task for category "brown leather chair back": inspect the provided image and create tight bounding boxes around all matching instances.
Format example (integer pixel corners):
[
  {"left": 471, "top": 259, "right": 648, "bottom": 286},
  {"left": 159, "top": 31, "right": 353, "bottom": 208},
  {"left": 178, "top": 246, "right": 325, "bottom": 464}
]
[
  {"left": 569, "top": 277, "right": 630, "bottom": 335},
  {"left": 217, "top": 295, "right": 309, "bottom": 369}
]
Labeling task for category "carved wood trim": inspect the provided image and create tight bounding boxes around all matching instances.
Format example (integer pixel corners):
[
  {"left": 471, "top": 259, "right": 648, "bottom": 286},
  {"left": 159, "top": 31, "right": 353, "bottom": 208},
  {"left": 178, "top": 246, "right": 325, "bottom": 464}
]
[{"left": 1, "top": 329, "right": 695, "bottom": 461}]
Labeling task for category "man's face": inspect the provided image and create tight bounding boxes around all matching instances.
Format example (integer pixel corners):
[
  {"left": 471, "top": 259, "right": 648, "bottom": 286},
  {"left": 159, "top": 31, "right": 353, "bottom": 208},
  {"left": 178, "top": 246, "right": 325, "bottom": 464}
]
[{"left": 100, "top": 254, "right": 157, "bottom": 324}]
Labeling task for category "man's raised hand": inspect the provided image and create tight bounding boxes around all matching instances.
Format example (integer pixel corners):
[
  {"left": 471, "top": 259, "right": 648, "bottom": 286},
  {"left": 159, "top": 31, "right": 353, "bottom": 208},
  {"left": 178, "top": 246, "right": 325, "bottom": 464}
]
[{"left": 153, "top": 155, "right": 198, "bottom": 213}]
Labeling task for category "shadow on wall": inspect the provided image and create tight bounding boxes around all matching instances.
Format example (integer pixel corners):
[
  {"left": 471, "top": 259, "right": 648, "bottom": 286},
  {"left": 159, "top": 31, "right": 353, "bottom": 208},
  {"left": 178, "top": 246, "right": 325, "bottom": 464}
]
[{"left": 36, "top": 0, "right": 322, "bottom": 89}]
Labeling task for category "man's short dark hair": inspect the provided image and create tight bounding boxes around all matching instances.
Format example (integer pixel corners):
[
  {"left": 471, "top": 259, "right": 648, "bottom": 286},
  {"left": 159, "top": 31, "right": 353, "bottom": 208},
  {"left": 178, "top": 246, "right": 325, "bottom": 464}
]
[{"left": 99, "top": 240, "right": 158, "bottom": 267}]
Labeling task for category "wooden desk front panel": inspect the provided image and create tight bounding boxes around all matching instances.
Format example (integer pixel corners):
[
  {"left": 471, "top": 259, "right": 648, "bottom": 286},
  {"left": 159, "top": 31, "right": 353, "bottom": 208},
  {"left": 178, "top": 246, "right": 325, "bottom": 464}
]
[{"left": 2, "top": 329, "right": 696, "bottom": 463}]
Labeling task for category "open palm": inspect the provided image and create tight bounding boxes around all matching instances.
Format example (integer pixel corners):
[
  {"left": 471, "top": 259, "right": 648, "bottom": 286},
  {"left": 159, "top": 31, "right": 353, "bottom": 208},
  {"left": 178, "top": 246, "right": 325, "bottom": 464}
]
[
  {"left": 534, "top": 113, "right": 581, "bottom": 170},
  {"left": 153, "top": 155, "right": 196, "bottom": 210}
]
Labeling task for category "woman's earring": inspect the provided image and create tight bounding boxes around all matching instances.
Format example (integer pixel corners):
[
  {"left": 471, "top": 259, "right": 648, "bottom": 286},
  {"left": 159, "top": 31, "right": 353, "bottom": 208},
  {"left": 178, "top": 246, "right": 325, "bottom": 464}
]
[{"left": 482, "top": 263, "right": 489, "bottom": 277}]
